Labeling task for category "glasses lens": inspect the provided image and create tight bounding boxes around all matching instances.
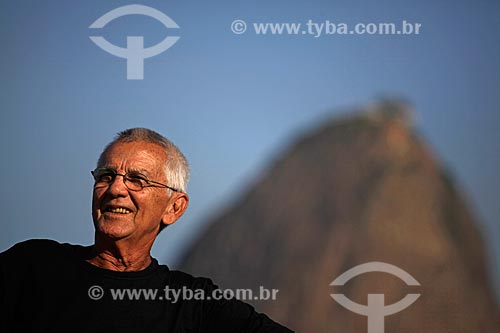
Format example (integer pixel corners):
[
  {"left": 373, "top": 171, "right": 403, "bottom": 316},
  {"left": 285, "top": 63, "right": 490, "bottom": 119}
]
[
  {"left": 92, "top": 168, "right": 116, "bottom": 187},
  {"left": 91, "top": 168, "right": 153, "bottom": 191},
  {"left": 124, "top": 172, "right": 148, "bottom": 191},
  {"left": 125, "top": 171, "right": 149, "bottom": 191}
]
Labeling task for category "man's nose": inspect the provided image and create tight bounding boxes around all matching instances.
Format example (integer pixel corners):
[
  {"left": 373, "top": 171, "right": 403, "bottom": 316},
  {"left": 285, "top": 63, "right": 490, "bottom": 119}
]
[{"left": 107, "top": 174, "right": 129, "bottom": 195}]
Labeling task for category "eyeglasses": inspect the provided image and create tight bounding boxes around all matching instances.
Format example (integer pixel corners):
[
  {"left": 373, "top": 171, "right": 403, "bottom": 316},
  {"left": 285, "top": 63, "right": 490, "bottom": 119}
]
[{"left": 91, "top": 167, "right": 180, "bottom": 192}]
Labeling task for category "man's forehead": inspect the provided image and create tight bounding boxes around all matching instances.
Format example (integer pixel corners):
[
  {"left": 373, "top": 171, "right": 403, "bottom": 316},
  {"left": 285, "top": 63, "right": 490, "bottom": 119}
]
[{"left": 100, "top": 141, "right": 167, "bottom": 171}]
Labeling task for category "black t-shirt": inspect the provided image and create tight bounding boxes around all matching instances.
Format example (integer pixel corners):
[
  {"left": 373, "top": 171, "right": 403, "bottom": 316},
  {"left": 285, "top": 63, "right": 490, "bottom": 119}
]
[{"left": 0, "top": 239, "right": 292, "bottom": 332}]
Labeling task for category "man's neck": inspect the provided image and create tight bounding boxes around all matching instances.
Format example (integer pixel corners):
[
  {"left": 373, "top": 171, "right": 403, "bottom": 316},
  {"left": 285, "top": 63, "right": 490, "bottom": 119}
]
[{"left": 87, "top": 236, "right": 154, "bottom": 272}]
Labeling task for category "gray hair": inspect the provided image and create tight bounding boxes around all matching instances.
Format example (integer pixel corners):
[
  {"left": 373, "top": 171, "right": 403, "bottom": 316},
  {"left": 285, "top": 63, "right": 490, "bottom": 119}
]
[{"left": 97, "top": 128, "right": 189, "bottom": 193}]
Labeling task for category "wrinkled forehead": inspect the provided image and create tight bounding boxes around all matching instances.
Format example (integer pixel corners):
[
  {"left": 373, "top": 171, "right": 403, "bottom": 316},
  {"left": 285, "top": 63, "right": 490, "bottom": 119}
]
[{"left": 99, "top": 141, "right": 168, "bottom": 177}]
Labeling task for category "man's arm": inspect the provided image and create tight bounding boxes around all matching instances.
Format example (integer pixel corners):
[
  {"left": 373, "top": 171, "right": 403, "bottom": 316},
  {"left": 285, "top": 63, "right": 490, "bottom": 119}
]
[
  {"left": 184, "top": 276, "right": 293, "bottom": 332},
  {"left": 203, "top": 297, "right": 293, "bottom": 333}
]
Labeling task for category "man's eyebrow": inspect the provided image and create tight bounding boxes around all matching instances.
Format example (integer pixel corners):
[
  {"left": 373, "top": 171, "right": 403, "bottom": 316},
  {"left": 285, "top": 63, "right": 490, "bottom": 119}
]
[
  {"left": 127, "top": 168, "right": 150, "bottom": 176},
  {"left": 98, "top": 166, "right": 152, "bottom": 177},
  {"left": 97, "top": 166, "right": 116, "bottom": 171}
]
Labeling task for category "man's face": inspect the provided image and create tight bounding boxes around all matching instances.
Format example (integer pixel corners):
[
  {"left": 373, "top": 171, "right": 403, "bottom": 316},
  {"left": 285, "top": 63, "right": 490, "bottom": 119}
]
[{"left": 92, "top": 141, "right": 176, "bottom": 242}]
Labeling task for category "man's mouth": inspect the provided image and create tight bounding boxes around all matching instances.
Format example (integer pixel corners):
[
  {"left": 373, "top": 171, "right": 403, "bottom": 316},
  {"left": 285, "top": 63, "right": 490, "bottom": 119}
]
[{"left": 105, "top": 207, "right": 132, "bottom": 214}]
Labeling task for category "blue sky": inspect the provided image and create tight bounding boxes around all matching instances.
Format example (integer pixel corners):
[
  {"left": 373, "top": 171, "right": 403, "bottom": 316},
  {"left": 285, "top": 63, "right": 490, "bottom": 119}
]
[{"left": 1, "top": 0, "right": 499, "bottom": 296}]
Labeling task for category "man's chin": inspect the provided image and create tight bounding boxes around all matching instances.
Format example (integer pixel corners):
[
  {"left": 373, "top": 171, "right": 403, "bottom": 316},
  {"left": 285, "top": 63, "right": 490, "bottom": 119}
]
[{"left": 95, "top": 219, "right": 133, "bottom": 240}]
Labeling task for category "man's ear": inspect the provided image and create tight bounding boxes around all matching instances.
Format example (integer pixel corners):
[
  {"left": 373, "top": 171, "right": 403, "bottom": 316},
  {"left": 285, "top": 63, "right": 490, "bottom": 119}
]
[{"left": 161, "top": 193, "right": 189, "bottom": 226}]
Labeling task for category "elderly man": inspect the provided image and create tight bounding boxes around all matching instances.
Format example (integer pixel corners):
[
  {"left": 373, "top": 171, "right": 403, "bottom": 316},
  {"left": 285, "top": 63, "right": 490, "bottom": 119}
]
[{"left": 0, "top": 128, "right": 292, "bottom": 332}]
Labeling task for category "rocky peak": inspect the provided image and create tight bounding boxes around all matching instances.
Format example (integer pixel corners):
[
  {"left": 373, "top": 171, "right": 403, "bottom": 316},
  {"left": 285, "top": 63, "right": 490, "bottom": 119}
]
[{"left": 179, "top": 102, "right": 499, "bottom": 332}]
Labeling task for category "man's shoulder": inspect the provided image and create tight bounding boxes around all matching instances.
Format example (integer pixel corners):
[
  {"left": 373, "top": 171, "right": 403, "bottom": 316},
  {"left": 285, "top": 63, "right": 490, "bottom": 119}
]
[
  {"left": 0, "top": 239, "right": 75, "bottom": 262},
  {"left": 3, "top": 238, "right": 63, "bottom": 251}
]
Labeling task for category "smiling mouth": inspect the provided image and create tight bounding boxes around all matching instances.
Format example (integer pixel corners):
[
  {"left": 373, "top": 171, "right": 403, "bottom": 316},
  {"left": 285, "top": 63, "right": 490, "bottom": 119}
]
[{"left": 105, "top": 207, "right": 132, "bottom": 214}]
